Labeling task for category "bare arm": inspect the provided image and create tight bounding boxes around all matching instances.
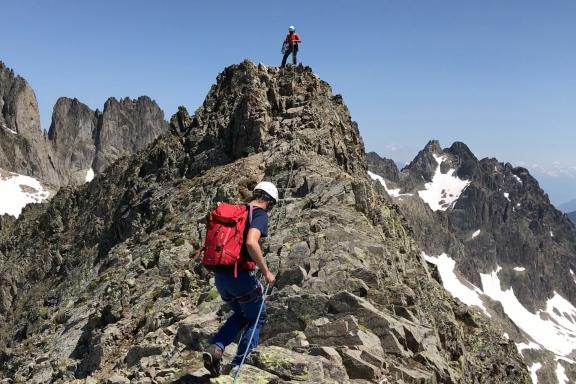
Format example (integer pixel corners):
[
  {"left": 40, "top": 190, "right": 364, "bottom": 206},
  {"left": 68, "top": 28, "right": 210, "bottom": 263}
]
[{"left": 245, "top": 228, "right": 275, "bottom": 285}]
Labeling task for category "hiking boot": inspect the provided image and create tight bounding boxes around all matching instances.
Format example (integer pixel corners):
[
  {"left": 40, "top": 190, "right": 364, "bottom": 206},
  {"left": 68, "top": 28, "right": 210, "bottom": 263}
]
[
  {"left": 221, "top": 363, "right": 238, "bottom": 376},
  {"left": 203, "top": 344, "right": 223, "bottom": 377}
]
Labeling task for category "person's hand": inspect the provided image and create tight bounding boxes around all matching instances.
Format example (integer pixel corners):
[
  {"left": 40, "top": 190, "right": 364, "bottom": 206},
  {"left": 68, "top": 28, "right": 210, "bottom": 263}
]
[{"left": 264, "top": 271, "right": 276, "bottom": 286}]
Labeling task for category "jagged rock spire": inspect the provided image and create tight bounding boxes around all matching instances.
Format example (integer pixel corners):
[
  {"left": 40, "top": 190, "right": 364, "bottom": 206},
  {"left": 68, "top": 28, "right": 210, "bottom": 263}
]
[
  {"left": 173, "top": 61, "right": 367, "bottom": 178},
  {"left": 1, "top": 61, "right": 169, "bottom": 187}
]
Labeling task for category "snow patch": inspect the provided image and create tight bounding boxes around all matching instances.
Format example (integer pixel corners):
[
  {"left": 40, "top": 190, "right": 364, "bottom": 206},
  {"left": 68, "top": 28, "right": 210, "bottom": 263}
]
[
  {"left": 556, "top": 362, "right": 569, "bottom": 384},
  {"left": 528, "top": 362, "right": 541, "bottom": 384},
  {"left": 504, "top": 192, "right": 511, "bottom": 201},
  {"left": 546, "top": 293, "right": 576, "bottom": 334},
  {"left": 481, "top": 269, "right": 576, "bottom": 357},
  {"left": 1, "top": 123, "right": 17, "bottom": 134},
  {"left": 550, "top": 231, "right": 554, "bottom": 238},
  {"left": 417, "top": 154, "right": 471, "bottom": 211},
  {"left": 85, "top": 168, "right": 95, "bottom": 183},
  {"left": 426, "top": 252, "right": 576, "bottom": 359},
  {"left": 513, "top": 174, "right": 523, "bottom": 184},
  {"left": 0, "top": 171, "right": 50, "bottom": 217},
  {"left": 571, "top": 270, "right": 576, "bottom": 285},
  {"left": 471, "top": 229, "right": 481, "bottom": 239},
  {"left": 503, "top": 332, "right": 509, "bottom": 339},
  {"left": 423, "top": 253, "right": 490, "bottom": 316},
  {"left": 516, "top": 342, "right": 542, "bottom": 354},
  {"left": 368, "top": 171, "right": 412, "bottom": 198}
]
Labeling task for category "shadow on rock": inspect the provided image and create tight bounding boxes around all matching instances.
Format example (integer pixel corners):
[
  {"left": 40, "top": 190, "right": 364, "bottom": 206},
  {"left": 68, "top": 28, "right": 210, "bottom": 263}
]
[{"left": 172, "top": 372, "right": 212, "bottom": 383}]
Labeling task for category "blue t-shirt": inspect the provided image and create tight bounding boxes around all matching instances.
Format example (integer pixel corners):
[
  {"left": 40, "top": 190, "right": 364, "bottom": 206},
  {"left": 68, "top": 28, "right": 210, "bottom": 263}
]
[
  {"left": 247, "top": 206, "right": 269, "bottom": 237},
  {"left": 240, "top": 206, "right": 268, "bottom": 259}
]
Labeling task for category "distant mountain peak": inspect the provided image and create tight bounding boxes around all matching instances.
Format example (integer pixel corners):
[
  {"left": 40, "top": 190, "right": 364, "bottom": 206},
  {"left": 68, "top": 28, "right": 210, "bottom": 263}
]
[
  {"left": 446, "top": 141, "right": 477, "bottom": 162},
  {"left": 368, "top": 139, "right": 576, "bottom": 376},
  {"left": 1, "top": 61, "right": 169, "bottom": 188}
]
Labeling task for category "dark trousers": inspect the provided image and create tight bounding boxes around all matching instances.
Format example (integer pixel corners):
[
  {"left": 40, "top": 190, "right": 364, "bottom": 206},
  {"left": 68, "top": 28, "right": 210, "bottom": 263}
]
[
  {"left": 281, "top": 44, "right": 299, "bottom": 67},
  {"left": 211, "top": 270, "right": 265, "bottom": 366}
]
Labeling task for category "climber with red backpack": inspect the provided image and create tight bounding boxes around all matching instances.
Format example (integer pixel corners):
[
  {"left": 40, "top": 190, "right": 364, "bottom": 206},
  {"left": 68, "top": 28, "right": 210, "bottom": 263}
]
[
  {"left": 281, "top": 25, "right": 302, "bottom": 68},
  {"left": 201, "top": 182, "right": 278, "bottom": 377}
]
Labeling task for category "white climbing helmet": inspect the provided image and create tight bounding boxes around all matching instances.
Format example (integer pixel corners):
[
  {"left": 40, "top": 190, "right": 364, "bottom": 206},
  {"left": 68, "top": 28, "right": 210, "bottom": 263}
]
[
  {"left": 288, "top": 25, "right": 296, "bottom": 32},
  {"left": 254, "top": 181, "right": 279, "bottom": 203}
]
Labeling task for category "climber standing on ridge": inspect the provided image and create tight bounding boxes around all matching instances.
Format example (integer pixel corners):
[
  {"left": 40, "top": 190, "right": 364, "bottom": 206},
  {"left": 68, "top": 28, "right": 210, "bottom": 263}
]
[
  {"left": 281, "top": 25, "right": 302, "bottom": 68},
  {"left": 201, "top": 182, "right": 278, "bottom": 377}
]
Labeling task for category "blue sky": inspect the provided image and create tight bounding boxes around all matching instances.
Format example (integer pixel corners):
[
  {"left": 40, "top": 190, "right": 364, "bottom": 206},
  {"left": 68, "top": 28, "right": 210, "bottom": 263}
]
[{"left": 2, "top": 0, "right": 575, "bottom": 204}]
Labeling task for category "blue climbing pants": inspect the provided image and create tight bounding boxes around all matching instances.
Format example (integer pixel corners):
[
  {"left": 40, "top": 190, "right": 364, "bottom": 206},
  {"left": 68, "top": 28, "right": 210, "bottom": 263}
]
[{"left": 211, "top": 270, "right": 266, "bottom": 366}]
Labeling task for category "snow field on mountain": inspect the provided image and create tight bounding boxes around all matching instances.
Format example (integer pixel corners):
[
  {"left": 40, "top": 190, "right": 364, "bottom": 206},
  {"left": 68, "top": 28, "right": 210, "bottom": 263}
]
[
  {"left": 422, "top": 253, "right": 490, "bottom": 316},
  {"left": 529, "top": 362, "right": 542, "bottom": 384},
  {"left": 517, "top": 341, "right": 542, "bottom": 354},
  {"left": 424, "top": 252, "right": 576, "bottom": 360},
  {"left": 417, "top": 154, "right": 471, "bottom": 211},
  {"left": 0, "top": 170, "right": 50, "bottom": 217},
  {"left": 367, "top": 171, "right": 413, "bottom": 197},
  {"left": 556, "top": 361, "right": 569, "bottom": 383},
  {"left": 480, "top": 269, "right": 576, "bottom": 358}
]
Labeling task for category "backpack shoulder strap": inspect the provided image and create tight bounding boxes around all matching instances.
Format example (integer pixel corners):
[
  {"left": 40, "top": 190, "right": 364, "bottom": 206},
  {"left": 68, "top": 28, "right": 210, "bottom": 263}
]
[{"left": 242, "top": 203, "right": 254, "bottom": 238}]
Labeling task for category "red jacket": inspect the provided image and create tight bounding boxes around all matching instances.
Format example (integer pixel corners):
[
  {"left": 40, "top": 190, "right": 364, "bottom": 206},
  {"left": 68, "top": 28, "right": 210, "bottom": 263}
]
[{"left": 285, "top": 32, "right": 301, "bottom": 45}]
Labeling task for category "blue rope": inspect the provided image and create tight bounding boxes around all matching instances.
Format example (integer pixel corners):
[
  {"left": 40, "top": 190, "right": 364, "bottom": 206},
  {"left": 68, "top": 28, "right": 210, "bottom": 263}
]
[{"left": 232, "top": 284, "right": 270, "bottom": 383}]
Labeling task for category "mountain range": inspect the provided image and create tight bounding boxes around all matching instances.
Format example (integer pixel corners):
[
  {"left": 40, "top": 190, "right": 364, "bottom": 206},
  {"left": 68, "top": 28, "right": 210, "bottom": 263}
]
[
  {"left": 367, "top": 143, "right": 576, "bottom": 383},
  {"left": 0, "top": 60, "right": 168, "bottom": 185},
  {"left": 0, "top": 60, "right": 574, "bottom": 383}
]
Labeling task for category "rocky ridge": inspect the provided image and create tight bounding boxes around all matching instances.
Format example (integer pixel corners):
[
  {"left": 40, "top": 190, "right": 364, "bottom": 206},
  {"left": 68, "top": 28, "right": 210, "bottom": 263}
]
[
  {"left": 0, "top": 61, "right": 60, "bottom": 186},
  {"left": 367, "top": 141, "right": 576, "bottom": 383},
  {"left": 0, "top": 60, "right": 169, "bottom": 189},
  {"left": 368, "top": 141, "right": 576, "bottom": 309},
  {"left": 0, "top": 62, "right": 530, "bottom": 383},
  {"left": 48, "top": 96, "right": 169, "bottom": 186}
]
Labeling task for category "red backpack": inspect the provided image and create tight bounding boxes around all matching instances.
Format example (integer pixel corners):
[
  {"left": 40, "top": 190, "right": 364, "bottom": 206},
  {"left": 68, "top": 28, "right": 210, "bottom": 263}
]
[{"left": 201, "top": 203, "right": 256, "bottom": 276}]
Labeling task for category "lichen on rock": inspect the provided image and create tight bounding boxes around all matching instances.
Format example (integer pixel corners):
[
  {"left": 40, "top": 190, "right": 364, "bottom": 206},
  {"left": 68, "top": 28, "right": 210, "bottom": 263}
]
[{"left": 0, "top": 62, "right": 530, "bottom": 383}]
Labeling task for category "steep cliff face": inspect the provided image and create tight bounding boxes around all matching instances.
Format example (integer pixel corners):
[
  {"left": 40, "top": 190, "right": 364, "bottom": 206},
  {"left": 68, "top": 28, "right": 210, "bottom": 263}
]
[
  {"left": 0, "top": 62, "right": 529, "bottom": 383},
  {"left": 368, "top": 142, "right": 576, "bottom": 383},
  {"left": 48, "top": 98, "right": 99, "bottom": 185},
  {"left": 0, "top": 61, "right": 169, "bottom": 191},
  {"left": 366, "top": 152, "right": 399, "bottom": 183},
  {"left": 48, "top": 96, "right": 169, "bottom": 185},
  {"left": 93, "top": 96, "right": 169, "bottom": 174},
  {"left": 0, "top": 61, "right": 59, "bottom": 185}
]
